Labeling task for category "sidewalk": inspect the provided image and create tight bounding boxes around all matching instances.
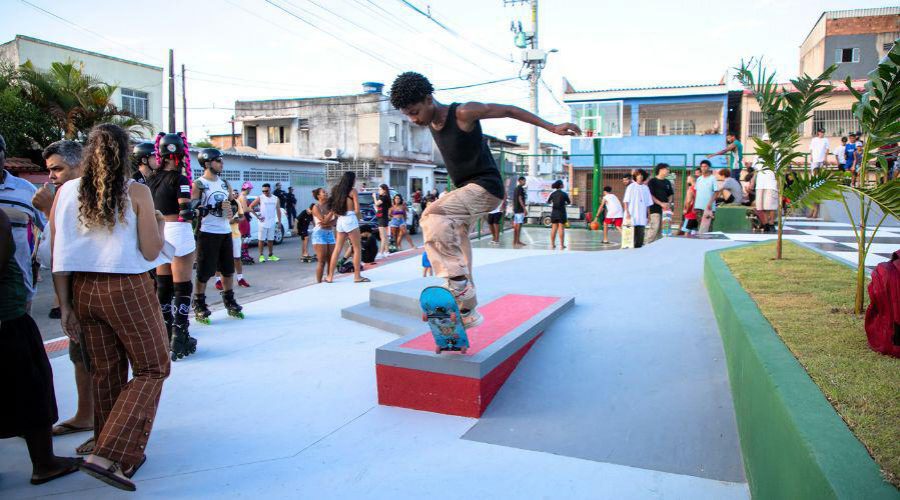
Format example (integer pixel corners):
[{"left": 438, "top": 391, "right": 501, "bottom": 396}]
[{"left": 1, "top": 239, "right": 749, "bottom": 499}]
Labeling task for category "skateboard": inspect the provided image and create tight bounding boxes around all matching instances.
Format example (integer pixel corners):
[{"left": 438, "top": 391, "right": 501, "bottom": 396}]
[
  {"left": 698, "top": 212, "right": 712, "bottom": 234},
  {"left": 662, "top": 210, "right": 673, "bottom": 237},
  {"left": 621, "top": 222, "right": 635, "bottom": 249},
  {"left": 419, "top": 286, "right": 470, "bottom": 354}
]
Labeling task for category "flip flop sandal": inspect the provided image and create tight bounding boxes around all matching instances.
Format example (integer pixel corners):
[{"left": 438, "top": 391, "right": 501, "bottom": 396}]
[
  {"left": 30, "top": 457, "right": 82, "bottom": 485},
  {"left": 76, "top": 436, "right": 95, "bottom": 456},
  {"left": 52, "top": 423, "right": 93, "bottom": 436},
  {"left": 354, "top": 277, "right": 371, "bottom": 283},
  {"left": 123, "top": 454, "right": 147, "bottom": 479},
  {"left": 79, "top": 461, "right": 136, "bottom": 492}
]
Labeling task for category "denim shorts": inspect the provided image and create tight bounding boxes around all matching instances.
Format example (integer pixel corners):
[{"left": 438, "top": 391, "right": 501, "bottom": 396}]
[
  {"left": 388, "top": 218, "right": 405, "bottom": 228},
  {"left": 312, "top": 228, "right": 335, "bottom": 245}
]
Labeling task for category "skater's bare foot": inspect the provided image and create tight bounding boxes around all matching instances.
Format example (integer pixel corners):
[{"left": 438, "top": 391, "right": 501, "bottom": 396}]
[
  {"left": 551, "top": 245, "right": 556, "bottom": 249},
  {"left": 513, "top": 242, "right": 526, "bottom": 248},
  {"left": 31, "top": 456, "right": 82, "bottom": 485},
  {"left": 561, "top": 244, "right": 567, "bottom": 249}
]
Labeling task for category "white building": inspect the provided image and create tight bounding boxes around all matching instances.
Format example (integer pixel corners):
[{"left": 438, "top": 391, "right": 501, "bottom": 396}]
[
  {"left": 234, "top": 82, "right": 442, "bottom": 199},
  {"left": 0, "top": 35, "right": 164, "bottom": 135}
]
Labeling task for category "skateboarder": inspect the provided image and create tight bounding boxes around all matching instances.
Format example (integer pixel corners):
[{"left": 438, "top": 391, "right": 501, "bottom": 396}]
[{"left": 389, "top": 72, "right": 580, "bottom": 327}]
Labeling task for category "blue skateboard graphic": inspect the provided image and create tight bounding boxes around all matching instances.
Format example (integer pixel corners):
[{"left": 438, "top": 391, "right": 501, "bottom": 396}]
[{"left": 419, "top": 286, "right": 470, "bottom": 354}]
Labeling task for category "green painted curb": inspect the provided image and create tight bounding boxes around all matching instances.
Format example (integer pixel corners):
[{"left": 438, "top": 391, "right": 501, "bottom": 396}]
[{"left": 704, "top": 246, "right": 899, "bottom": 500}]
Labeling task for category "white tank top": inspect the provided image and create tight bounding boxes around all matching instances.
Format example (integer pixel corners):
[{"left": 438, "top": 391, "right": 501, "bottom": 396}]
[
  {"left": 258, "top": 194, "right": 278, "bottom": 228},
  {"left": 52, "top": 178, "right": 170, "bottom": 274},
  {"left": 196, "top": 175, "right": 231, "bottom": 234}
]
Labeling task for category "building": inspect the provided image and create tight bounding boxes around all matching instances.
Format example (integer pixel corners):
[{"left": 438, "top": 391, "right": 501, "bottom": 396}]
[
  {"left": 209, "top": 132, "right": 243, "bottom": 150},
  {"left": 562, "top": 81, "right": 731, "bottom": 213},
  {"left": 234, "top": 82, "right": 442, "bottom": 199},
  {"left": 486, "top": 134, "right": 566, "bottom": 179},
  {"left": 0, "top": 35, "right": 164, "bottom": 135},
  {"left": 187, "top": 150, "right": 336, "bottom": 211},
  {"left": 800, "top": 7, "right": 899, "bottom": 81}
]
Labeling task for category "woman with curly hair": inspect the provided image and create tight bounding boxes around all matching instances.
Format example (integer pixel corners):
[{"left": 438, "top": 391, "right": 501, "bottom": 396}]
[
  {"left": 50, "top": 123, "right": 171, "bottom": 491},
  {"left": 324, "top": 171, "right": 368, "bottom": 283}
]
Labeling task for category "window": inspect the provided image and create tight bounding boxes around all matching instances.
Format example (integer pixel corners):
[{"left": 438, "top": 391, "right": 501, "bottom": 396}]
[
  {"left": 813, "top": 110, "right": 860, "bottom": 137},
  {"left": 267, "top": 126, "right": 289, "bottom": 144},
  {"left": 749, "top": 111, "right": 805, "bottom": 138},
  {"left": 221, "top": 170, "right": 242, "bottom": 182},
  {"left": 669, "top": 119, "right": 696, "bottom": 136},
  {"left": 245, "top": 170, "right": 290, "bottom": 183},
  {"left": 389, "top": 122, "right": 399, "bottom": 142},
  {"left": 298, "top": 118, "right": 309, "bottom": 130},
  {"left": 643, "top": 118, "right": 660, "bottom": 137},
  {"left": 121, "top": 88, "right": 148, "bottom": 119},
  {"left": 638, "top": 102, "right": 722, "bottom": 136},
  {"left": 835, "top": 48, "right": 860, "bottom": 64}
]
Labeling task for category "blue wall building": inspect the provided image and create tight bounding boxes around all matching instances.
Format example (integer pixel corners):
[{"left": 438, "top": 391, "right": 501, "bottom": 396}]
[{"left": 562, "top": 82, "right": 733, "bottom": 170}]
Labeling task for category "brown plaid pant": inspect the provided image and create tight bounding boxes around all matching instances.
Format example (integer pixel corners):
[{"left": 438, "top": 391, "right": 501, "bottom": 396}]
[{"left": 73, "top": 272, "right": 170, "bottom": 467}]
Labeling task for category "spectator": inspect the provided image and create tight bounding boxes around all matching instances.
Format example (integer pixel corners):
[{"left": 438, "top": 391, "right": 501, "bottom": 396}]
[
  {"left": 845, "top": 132, "right": 861, "bottom": 185},
  {"left": 681, "top": 174, "right": 698, "bottom": 236},
  {"left": 623, "top": 169, "right": 652, "bottom": 248},
  {"left": 834, "top": 136, "right": 848, "bottom": 170},
  {"left": 739, "top": 162, "right": 755, "bottom": 204},
  {"left": 646, "top": 163, "right": 674, "bottom": 244},
  {"left": 325, "top": 172, "right": 368, "bottom": 283},
  {"left": 422, "top": 250, "right": 434, "bottom": 277},
  {"left": 389, "top": 194, "right": 415, "bottom": 250},
  {"left": 296, "top": 203, "right": 314, "bottom": 262},
  {"left": 30, "top": 141, "right": 97, "bottom": 452},
  {"left": 715, "top": 168, "right": 744, "bottom": 205},
  {"left": 311, "top": 188, "right": 335, "bottom": 283},
  {"left": 50, "top": 124, "right": 170, "bottom": 491},
  {"left": 707, "top": 132, "right": 744, "bottom": 176},
  {"left": 284, "top": 187, "right": 298, "bottom": 230},
  {"left": 754, "top": 159, "right": 778, "bottom": 232},
  {"left": 374, "top": 184, "right": 391, "bottom": 259},
  {"left": 547, "top": 179, "right": 570, "bottom": 249},
  {"left": 1, "top": 208, "right": 82, "bottom": 487},
  {"left": 694, "top": 160, "right": 720, "bottom": 231},
  {"left": 621, "top": 173, "right": 631, "bottom": 188},
  {"left": 273, "top": 182, "right": 286, "bottom": 206},
  {"left": 596, "top": 186, "right": 623, "bottom": 245},
  {"left": 0, "top": 133, "right": 45, "bottom": 312},
  {"left": 249, "top": 183, "right": 282, "bottom": 262},
  {"left": 487, "top": 202, "right": 503, "bottom": 245},
  {"left": 512, "top": 176, "right": 527, "bottom": 247},
  {"left": 809, "top": 128, "right": 830, "bottom": 174}
]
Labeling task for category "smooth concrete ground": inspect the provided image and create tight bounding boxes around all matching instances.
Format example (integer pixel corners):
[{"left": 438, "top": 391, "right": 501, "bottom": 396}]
[{"left": 1, "top": 239, "right": 748, "bottom": 499}]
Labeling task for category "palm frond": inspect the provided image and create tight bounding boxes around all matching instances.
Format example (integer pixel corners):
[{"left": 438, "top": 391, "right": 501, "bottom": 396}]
[
  {"left": 783, "top": 170, "right": 845, "bottom": 209},
  {"left": 843, "top": 180, "right": 900, "bottom": 221}
]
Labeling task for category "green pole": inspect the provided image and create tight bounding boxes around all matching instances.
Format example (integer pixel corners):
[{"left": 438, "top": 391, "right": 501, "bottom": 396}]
[{"left": 591, "top": 138, "right": 602, "bottom": 213}]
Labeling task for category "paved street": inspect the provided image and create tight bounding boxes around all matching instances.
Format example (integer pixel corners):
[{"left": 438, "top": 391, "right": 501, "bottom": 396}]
[{"left": 32, "top": 233, "right": 423, "bottom": 352}]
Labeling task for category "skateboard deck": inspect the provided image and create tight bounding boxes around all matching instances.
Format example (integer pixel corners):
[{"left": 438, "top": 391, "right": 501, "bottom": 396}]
[
  {"left": 419, "top": 286, "right": 470, "bottom": 354},
  {"left": 698, "top": 213, "right": 712, "bottom": 234},
  {"left": 662, "top": 210, "right": 673, "bottom": 237},
  {"left": 621, "top": 223, "right": 635, "bottom": 249}
]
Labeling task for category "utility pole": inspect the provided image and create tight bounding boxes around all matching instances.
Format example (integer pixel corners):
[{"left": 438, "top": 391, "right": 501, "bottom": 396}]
[
  {"left": 230, "top": 115, "right": 236, "bottom": 150},
  {"left": 167, "top": 49, "right": 176, "bottom": 133},
  {"left": 507, "top": 0, "right": 543, "bottom": 178},
  {"left": 181, "top": 64, "right": 187, "bottom": 137}
]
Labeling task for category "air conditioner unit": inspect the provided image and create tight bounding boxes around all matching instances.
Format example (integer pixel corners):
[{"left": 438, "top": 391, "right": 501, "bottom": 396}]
[{"left": 321, "top": 147, "right": 339, "bottom": 159}]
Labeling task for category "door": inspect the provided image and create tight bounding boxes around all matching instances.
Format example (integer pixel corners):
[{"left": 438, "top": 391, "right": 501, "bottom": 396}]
[{"left": 246, "top": 126, "right": 257, "bottom": 148}]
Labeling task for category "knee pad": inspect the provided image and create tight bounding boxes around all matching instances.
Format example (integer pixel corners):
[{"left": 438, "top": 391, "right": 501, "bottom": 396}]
[
  {"left": 156, "top": 274, "right": 174, "bottom": 304},
  {"left": 173, "top": 281, "right": 193, "bottom": 298}
]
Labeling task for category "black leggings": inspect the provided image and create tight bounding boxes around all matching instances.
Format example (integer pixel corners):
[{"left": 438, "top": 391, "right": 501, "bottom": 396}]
[{"left": 634, "top": 225, "right": 646, "bottom": 248}]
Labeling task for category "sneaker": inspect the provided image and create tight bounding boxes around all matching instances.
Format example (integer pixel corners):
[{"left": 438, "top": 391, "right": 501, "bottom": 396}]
[
  {"left": 445, "top": 279, "right": 477, "bottom": 312},
  {"left": 258, "top": 255, "right": 267, "bottom": 263},
  {"left": 489, "top": 240, "right": 500, "bottom": 246},
  {"left": 238, "top": 278, "right": 251, "bottom": 288},
  {"left": 48, "top": 307, "right": 61, "bottom": 319},
  {"left": 267, "top": 255, "right": 280, "bottom": 262},
  {"left": 461, "top": 308, "right": 484, "bottom": 328},
  {"left": 215, "top": 280, "right": 223, "bottom": 291}
]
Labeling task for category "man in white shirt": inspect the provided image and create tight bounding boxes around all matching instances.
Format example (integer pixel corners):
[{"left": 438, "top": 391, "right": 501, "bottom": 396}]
[
  {"left": 809, "top": 128, "right": 830, "bottom": 173},
  {"left": 249, "top": 182, "right": 283, "bottom": 262},
  {"left": 622, "top": 169, "right": 652, "bottom": 247},
  {"left": 753, "top": 159, "right": 779, "bottom": 232},
  {"left": 834, "top": 136, "right": 847, "bottom": 168}
]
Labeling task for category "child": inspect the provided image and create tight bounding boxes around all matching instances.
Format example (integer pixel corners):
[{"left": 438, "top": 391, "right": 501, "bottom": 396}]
[
  {"left": 596, "top": 186, "right": 623, "bottom": 244},
  {"left": 297, "top": 203, "right": 314, "bottom": 262},
  {"left": 682, "top": 175, "right": 698, "bottom": 236},
  {"left": 547, "top": 180, "right": 570, "bottom": 249},
  {"left": 422, "top": 250, "right": 434, "bottom": 277}
]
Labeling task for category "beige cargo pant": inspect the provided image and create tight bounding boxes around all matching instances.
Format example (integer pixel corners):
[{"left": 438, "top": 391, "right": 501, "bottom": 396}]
[{"left": 420, "top": 183, "right": 503, "bottom": 295}]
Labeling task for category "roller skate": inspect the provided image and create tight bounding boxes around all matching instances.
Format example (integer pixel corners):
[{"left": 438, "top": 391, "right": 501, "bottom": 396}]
[
  {"left": 170, "top": 323, "right": 195, "bottom": 361},
  {"left": 222, "top": 290, "right": 244, "bottom": 319},
  {"left": 193, "top": 293, "right": 211, "bottom": 325}
]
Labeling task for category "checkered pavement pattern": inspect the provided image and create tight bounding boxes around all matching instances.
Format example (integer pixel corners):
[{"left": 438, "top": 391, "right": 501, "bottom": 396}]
[
  {"left": 73, "top": 272, "right": 171, "bottom": 467},
  {"left": 719, "top": 217, "right": 900, "bottom": 269}
]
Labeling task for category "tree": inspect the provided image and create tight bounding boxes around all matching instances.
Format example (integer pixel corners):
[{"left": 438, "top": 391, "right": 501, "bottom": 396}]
[
  {"left": 0, "top": 63, "right": 58, "bottom": 156},
  {"left": 840, "top": 39, "right": 900, "bottom": 314},
  {"left": 734, "top": 61, "right": 838, "bottom": 259},
  {"left": 15, "top": 59, "right": 151, "bottom": 141},
  {"left": 193, "top": 138, "right": 215, "bottom": 148}
]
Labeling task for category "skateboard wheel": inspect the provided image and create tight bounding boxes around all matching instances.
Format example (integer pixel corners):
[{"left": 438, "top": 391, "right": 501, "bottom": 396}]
[
  {"left": 460, "top": 347, "right": 468, "bottom": 355},
  {"left": 421, "top": 313, "right": 428, "bottom": 322},
  {"left": 434, "top": 346, "right": 441, "bottom": 354},
  {"left": 449, "top": 312, "right": 457, "bottom": 322}
]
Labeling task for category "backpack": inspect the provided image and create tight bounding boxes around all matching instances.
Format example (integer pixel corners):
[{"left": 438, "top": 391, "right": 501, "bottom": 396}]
[
  {"left": 338, "top": 258, "right": 362, "bottom": 275},
  {"left": 865, "top": 250, "right": 900, "bottom": 358}
]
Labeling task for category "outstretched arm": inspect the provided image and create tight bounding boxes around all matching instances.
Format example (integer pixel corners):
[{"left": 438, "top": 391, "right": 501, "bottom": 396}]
[
  {"left": 456, "top": 102, "right": 581, "bottom": 136},
  {"left": 707, "top": 143, "right": 736, "bottom": 158}
]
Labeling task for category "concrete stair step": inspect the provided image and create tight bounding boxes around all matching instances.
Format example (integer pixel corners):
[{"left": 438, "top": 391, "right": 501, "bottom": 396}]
[
  {"left": 368, "top": 277, "right": 442, "bottom": 317},
  {"left": 340, "top": 302, "right": 426, "bottom": 336}
]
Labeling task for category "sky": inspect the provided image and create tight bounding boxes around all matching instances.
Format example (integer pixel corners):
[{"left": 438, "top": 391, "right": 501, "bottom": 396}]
[{"left": 0, "top": 0, "right": 892, "bottom": 145}]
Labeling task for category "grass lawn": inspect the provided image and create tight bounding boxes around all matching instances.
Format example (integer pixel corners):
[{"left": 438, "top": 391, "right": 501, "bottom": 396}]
[{"left": 721, "top": 241, "right": 900, "bottom": 488}]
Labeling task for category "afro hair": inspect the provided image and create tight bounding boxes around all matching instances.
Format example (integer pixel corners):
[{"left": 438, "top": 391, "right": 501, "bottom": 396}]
[{"left": 389, "top": 72, "right": 434, "bottom": 110}]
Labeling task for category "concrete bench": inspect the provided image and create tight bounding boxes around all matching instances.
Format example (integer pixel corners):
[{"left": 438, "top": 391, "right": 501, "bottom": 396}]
[{"left": 376, "top": 294, "right": 574, "bottom": 417}]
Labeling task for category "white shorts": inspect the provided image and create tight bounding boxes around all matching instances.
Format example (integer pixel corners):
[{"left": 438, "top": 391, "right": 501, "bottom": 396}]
[
  {"left": 336, "top": 213, "right": 360, "bottom": 233},
  {"left": 165, "top": 221, "right": 196, "bottom": 257},
  {"left": 513, "top": 213, "right": 525, "bottom": 224},
  {"left": 756, "top": 189, "right": 779, "bottom": 211},
  {"left": 258, "top": 224, "right": 276, "bottom": 241},
  {"left": 232, "top": 235, "right": 241, "bottom": 258},
  {"left": 810, "top": 161, "right": 825, "bottom": 172}
]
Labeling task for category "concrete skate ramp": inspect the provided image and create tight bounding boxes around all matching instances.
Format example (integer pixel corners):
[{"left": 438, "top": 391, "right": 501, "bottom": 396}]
[{"left": 458, "top": 238, "right": 746, "bottom": 483}]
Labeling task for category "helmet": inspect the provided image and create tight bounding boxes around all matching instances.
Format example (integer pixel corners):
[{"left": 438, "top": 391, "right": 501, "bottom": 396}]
[
  {"left": 197, "top": 148, "right": 224, "bottom": 167},
  {"left": 157, "top": 133, "right": 186, "bottom": 158},
  {"left": 131, "top": 141, "right": 155, "bottom": 165},
  {"left": 241, "top": 181, "right": 253, "bottom": 191}
]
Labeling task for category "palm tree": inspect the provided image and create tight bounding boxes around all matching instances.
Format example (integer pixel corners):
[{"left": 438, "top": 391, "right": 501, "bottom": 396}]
[
  {"left": 734, "top": 61, "right": 837, "bottom": 259},
  {"left": 839, "top": 40, "right": 900, "bottom": 314},
  {"left": 15, "top": 59, "right": 151, "bottom": 141}
]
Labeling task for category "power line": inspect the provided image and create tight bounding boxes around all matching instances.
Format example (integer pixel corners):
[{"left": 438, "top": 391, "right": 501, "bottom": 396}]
[
  {"left": 346, "top": 0, "right": 419, "bottom": 34},
  {"left": 264, "top": 0, "right": 403, "bottom": 70}
]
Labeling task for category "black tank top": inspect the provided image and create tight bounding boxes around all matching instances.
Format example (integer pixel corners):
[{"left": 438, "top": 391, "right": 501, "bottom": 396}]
[
  {"left": 147, "top": 170, "right": 191, "bottom": 215},
  {"left": 430, "top": 103, "right": 504, "bottom": 199}
]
